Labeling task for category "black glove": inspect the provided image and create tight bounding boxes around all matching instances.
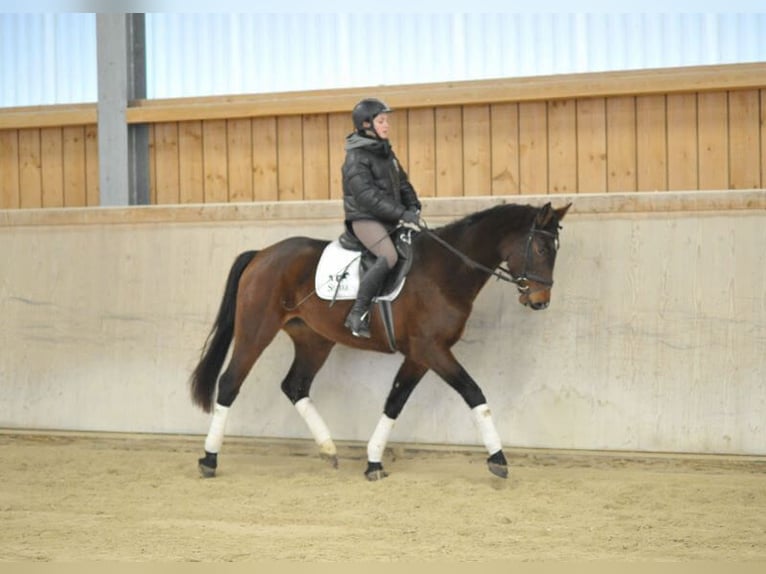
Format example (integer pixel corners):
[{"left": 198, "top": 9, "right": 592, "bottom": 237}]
[{"left": 400, "top": 209, "right": 420, "bottom": 226}]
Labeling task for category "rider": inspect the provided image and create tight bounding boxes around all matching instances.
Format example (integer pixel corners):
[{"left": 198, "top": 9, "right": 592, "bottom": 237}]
[{"left": 342, "top": 97, "right": 422, "bottom": 338}]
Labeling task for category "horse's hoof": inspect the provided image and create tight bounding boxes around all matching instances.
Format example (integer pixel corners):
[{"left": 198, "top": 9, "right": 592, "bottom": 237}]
[
  {"left": 199, "top": 463, "right": 217, "bottom": 478},
  {"left": 198, "top": 452, "right": 217, "bottom": 478},
  {"left": 320, "top": 453, "right": 339, "bottom": 469},
  {"left": 487, "top": 450, "right": 509, "bottom": 479},
  {"left": 364, "top": 461, "right": 389, "bottom": 481}
]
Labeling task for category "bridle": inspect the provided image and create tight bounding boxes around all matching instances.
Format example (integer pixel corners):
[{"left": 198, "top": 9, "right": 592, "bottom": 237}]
[{"left": 420, "top": 219, "right": 560, "bottom": 293}]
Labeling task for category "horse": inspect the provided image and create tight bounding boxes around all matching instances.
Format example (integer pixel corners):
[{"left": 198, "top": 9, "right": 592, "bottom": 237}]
[{"left": 190, "top": 200, "right": 571, "bottom": 480}]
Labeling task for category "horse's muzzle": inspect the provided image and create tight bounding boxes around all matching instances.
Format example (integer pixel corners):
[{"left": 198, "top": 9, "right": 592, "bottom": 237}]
[{"left": 518, "top": 288, "right": 551, "bottom": 310}]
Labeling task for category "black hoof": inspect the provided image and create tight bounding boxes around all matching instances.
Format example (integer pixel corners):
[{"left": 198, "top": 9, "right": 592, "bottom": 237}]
[
  {"left": 487, "top": 450, "right": 508, "bottom": 479},
  {"left": 364, "top": 461, "right": 389, "bottom": 481},
  {"left": 198, "top": 451, "right": 217, "bottom": 478}
]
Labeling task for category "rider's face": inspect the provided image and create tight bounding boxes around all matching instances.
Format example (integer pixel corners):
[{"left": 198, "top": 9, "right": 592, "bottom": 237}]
[{"left": 371, "top": 113, "right": 390, "bottom": 140}]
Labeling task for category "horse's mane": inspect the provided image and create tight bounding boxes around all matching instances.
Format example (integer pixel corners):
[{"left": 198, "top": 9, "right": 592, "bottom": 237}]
[{"left": 429, "top": 202, "right": 537, "bottom": 240}]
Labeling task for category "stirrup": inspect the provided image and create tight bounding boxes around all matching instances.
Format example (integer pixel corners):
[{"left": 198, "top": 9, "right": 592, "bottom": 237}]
[{"left": 345, "top": 310, "right": 371, "bottom": 338}]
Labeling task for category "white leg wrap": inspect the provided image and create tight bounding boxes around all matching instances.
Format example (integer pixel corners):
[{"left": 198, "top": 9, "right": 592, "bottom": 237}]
[
  {"left": 367, "top": 414, "right": 395, "bottom": 463},
  {"left": 204, "top": 403, "right": 230, "bottom": 453},
  {"left": 471, "top": 404, "right": 503, "bottom": 455},
  {"left": 294, "top": 398, "right": 336, "bottom": 456}
]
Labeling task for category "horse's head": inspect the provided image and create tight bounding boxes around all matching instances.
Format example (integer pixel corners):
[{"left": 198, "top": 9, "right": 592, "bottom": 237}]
[{"left": 505, "top": 202, "right": 571, "bottom": 310}]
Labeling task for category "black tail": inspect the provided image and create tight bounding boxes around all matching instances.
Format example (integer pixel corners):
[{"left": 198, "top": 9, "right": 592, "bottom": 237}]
[{"left": 190, "top": 250, "right": 259, "bottom": 413}]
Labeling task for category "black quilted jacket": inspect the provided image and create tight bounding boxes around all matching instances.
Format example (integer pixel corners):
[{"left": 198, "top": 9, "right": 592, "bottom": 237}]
[{"left": 342, "top": 133, "right": 421, "bottom": 229}]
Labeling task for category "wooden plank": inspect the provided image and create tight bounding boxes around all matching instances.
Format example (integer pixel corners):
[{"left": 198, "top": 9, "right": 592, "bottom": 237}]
[
  {"left": 388, "top": 107, "right": 409, "bottom": 172},
  {"left": 18, "top": 129, "right": 42, "bottom": 208},
  {"left": 518, "top": 101, "right": 548, "bottom": 195},
  {"left": 697, "top": 92, "right": 728, "bottom": 190},
  {"left": 227, "top": 118, "right": 254, "bottom": 202},
  {"left": 0, "top": 103, "right": 97, "bottom": 129},
  {"left": 62, "top": 126, "right": 87, "bottom": 207},
  {"left": 40, "top": 128, "right": 64, "bottom": 207},
  {"left": 576, "top": 98, "right": 607, "bottom": 193},
  {"left": 406, "top": 108, "right": 436, "bottom": 198},
  {"left": 462, "top": 104, "right": 491, "bottom": 196},
  {"left": 0, "top": 130, "right": 20, "bottom": 209},
  {"left": 636, "top": 95, "right": 668, "bottom": 192},
  {"left": 178, "top": 121, "right": 204, "bottom": 204},
  {"left": 728, "top": 89, "right": 760, "bottom": 189},
  {"left": 148, "top": 124, "right": 157, "bottom": 204},
  {"left": 490, "top": 103, "right": 520, "bottom": 195},
  {"left": 84, "top": 124, "right": 99, "bottom": 206},
  {"left": 435, "top": 106, "right": 463, "bottom": 197},
  {"left": 202, "top": 120, "right": 229, "bottom": 203},
  {"left": 328, "top": 112, "right": 348, "bottom": 200},
  {"left": 301, "top": 114, "right": 330, "bottom": 201},
  {"left": 252, "top": 117, "right": 278, "bottom": 202},
  {"left": 125, "top": 63, "right": 766, "bottom": 124},
  {"left": 606, "top": 96, "right": 637, "bottom": 192},
  {"left": 154, "top": 123, "right": 180, "bottom": 205},
  {"left": 762, "top": 90, "right": 766, "bottom": 189},
  {"left": 547, "top": 99, "right": 577, "bottom": 194},
  {"left": 667, "top": 93, "right": 699, "bottom": 191},
  {"left": 276, "top": 115, "right": 303, "bottom": 201}
]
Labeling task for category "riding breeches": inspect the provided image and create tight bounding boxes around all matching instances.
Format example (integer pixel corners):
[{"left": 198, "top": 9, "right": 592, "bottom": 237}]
[{"left": 351, "top": 220, "right": 398, "bottom": 270}]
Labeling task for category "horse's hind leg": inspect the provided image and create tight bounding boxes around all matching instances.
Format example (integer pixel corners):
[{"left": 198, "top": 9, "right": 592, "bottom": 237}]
[
  {"left": 281, "top": 320, "right": 338, "bottom": 467},
  {"left": 199, "top": 314, "right": 283, "bottom": 478},
  {"left": 364, "top": 358, "right": 429, "bottom": 481}
]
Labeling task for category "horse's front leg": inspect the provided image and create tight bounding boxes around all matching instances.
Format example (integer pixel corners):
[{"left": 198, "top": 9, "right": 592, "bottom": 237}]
[
  {"left": 427, "top": 348, "right": 508, "bottom": 479},
  {"left": 364, "top": 358, "right": 429, "bottom": 481}
]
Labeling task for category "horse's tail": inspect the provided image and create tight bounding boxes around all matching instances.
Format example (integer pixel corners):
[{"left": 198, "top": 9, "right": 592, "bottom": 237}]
[{"left": 190, "top": 250, "right": 259, "bottom": 413}]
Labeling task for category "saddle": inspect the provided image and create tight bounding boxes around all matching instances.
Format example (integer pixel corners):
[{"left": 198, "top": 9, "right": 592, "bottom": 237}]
[{"left": 314, "top": 226, "right": 417, "bottom": 303}]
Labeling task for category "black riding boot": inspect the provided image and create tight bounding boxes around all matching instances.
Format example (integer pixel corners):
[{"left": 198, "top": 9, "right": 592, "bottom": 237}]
[{"left": 345, "top": 257, "right": 390, "bottom": 338}]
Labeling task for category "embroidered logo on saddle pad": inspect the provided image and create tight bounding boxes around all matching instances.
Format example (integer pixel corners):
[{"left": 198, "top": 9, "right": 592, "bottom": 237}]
[{"left": 315, "top": 240, "right": 406, "bottom": 302}]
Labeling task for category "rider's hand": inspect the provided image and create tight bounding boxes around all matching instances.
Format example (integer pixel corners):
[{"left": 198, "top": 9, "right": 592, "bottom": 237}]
[{"left": 400, "top": 209, "right": 421, "bottom": 226}]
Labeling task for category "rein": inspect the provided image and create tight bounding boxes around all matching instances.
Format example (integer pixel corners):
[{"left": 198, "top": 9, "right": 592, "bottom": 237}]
[{"left": 418, "top": 220, "right": 559, "bottom": 290}]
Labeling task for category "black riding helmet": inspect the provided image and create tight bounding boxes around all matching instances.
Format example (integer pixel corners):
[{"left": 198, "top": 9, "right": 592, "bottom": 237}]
[{"left": 352, "top": 98, "right": 392, "bottom": 135}]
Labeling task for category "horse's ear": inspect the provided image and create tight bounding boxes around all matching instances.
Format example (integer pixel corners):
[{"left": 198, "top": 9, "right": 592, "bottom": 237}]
[
  {"left": 535, "top": 202, "right": 554, "bottom": 227},
  {"left": 555, "top": 202, "right": 573, "bottom": 222}
]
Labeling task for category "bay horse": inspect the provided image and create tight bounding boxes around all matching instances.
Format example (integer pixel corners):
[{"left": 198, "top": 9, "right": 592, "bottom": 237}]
[{"left": 190, "top": 201, "right": 571, "bottom": 480}]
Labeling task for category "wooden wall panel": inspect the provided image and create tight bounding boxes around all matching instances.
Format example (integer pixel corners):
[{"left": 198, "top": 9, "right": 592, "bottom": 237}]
[
  {"left": 178, "top": 121, "right": 204, "bottom": 204},
  {"left": 407, "top": 108, "right": 436, "bottom": 198},
  {"left": 227, "top": 118, "right": 254, "bottom": 202},
  {"left": 202, "top": 120, "right": 229, "bottom": 203},
  {"left": 728, "top": 89, "right": 761, "bottom": 189},
  {"left": 3, "top": 66, "right": 765, "bottom": 211},
  {"left": 490, "top": 103, "right": 520, "bottom": 195},
  {"left": 435, "top": 106, "right": 463, "bottom": 197},
  {"left": 636, "top": 95, "right": 667, "bottom": 191},
  {"left": 84, "top": 124, "right": 99, "bottom": 206},
  {"left": 154, "top": 123, "right": 180, "bottom": 205},
  {"left": 462, "top": 105, "right": 491, "bottom": 196},
  {"left": 328, "top": 113, "right": 348, "bottom": 200},
  {"left": 697, "top": 92, "right": 728, "bottom": 190},
  {"left": 667, "top": 94, "right": 699, "bottom": 190},
  {"left": 41, "top": 128, "right": 64, "bottom": 207},
  {"left": 0, "top": 130, "right": 20, "bottom": 209},
  {"left": 519, "top": 102, "right": 548, "bottom": 195},
  {"left": 276, "top": 116, "right": 303, "bottom": 201},
  {"left": 576, "top": 98, "right": 607, "bottom": 193},
  {"left": 606, "top": 97, "right": 637, "bottom": 192},
  {"left": 63, "top": 126, "right": 87, "bottom": 207},
  {"left": 762, "top": 90, "right": 766, "bottom": 190},
  {"left": 252, "top": 117, "right": 278, "bottom": 202},
  {"left": 302, "top": 114, "right": 329, "bottom": 201},
  {"left": 547, "top": 99, "right": 577, "bottom": 194},
  {"left": 18, "top": 129, "right": 42, "bottom": 208}
]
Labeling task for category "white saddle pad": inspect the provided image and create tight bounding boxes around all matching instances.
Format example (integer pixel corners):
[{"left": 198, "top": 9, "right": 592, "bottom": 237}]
[{"left": 315, "top": 240, "right": 405, "bottom": 302}]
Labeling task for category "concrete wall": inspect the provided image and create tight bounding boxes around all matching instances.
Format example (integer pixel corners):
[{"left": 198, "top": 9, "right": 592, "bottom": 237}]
[{"left": 1, "top": 191, "right": 764, "bottom": 455}]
